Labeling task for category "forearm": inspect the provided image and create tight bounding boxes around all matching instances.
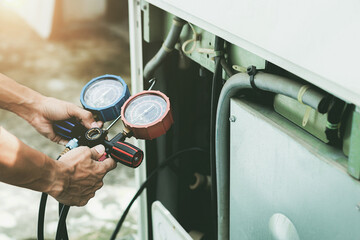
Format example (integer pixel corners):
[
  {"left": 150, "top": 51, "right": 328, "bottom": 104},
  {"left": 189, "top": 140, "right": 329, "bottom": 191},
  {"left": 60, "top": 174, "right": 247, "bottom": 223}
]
[
  {"left": 0, "top": 73, "right": 44, "bottom": 122},
  {"left": 0, "top": 126, "right": 64, "bottom": 193}
]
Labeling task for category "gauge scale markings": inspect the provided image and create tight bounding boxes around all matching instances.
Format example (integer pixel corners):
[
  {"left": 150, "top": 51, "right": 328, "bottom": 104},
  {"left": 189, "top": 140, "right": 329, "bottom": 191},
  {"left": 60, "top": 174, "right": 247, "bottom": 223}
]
[
  {"left": 121, "top": 90, "right": 173, "bottom": 140},
  {"left": 83, "top": 79, "right": 124, "bottom": 108},
  {"left": 80, "top": 75, "right": 130, "bottom": 122},
  {"left": 124, "top": 95, "right": 167, "bottom": 126}
]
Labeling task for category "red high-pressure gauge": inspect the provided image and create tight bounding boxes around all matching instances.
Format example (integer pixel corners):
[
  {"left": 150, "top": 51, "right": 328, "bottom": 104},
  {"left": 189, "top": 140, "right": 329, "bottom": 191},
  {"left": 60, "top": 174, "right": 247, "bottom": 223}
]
[{"left": 121, "top": 90, "right": 173, "bottom": 140}]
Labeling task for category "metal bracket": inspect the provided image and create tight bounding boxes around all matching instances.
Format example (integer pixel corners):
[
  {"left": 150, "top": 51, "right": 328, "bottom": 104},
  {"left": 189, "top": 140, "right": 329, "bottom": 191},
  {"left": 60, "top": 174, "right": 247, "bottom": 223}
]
[{"left": 348, "top": 106, "right": 360, "bottom": 179}]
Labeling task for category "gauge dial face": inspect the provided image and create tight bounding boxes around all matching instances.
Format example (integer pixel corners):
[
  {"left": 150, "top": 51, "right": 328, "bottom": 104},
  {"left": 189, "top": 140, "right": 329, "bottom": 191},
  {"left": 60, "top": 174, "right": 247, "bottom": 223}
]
[
  {"left": 124, "top": 94, "right": 167, "bottom": 126},
  {"left": 83, "top": 79, "right": 124, "bottom": 108}
]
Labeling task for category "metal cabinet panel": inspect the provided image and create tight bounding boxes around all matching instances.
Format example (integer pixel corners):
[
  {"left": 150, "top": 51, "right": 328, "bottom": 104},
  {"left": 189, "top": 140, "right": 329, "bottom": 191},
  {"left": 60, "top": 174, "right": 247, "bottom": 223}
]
[{"left": 230, "top": 98, "right": 360, "bottom": 240}]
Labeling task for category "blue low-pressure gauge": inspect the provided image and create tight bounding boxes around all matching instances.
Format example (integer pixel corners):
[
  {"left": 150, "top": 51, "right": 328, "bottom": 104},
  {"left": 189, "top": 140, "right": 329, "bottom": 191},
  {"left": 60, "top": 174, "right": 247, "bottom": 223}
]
[{"left": 80, "top": 74, "right": 130, "bottom": 122}]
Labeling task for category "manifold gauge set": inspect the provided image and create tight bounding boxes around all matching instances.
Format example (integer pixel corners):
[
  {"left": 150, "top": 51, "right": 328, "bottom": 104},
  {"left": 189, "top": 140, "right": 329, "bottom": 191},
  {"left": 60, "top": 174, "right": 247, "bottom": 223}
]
[
  {"left": 38, "top": 74, "right": 173, "bottom": 240},
  {"left": 53, "top": 74, "right": 173, "bottom": 168}
]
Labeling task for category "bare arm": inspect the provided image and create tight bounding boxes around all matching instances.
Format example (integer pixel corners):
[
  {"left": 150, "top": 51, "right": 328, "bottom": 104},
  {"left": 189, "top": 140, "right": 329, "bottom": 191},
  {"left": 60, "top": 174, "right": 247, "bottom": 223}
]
[
  {"left": 0, "top": 127, "right": 59, "bottom": 194},
  {"left": 0, "top": 73, "right": 102, "bottom": 144},
  {"left": 0, "top": 73, "right": 117, "bottom": 206},
  {"left": 0, "top": 127, "right": 116, "bottom": 206}
]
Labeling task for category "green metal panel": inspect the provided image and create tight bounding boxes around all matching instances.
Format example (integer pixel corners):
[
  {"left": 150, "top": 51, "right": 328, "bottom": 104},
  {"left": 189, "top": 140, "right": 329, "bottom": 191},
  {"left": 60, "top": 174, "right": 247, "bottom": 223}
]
[
  {"left": 228, "top": 44, "right": 266, "bottom": 71},
  {"left": 273, "top": 94, "right": 328, "bottom": 143},
  {"left": 177, "top": 21, "right": 217, "bottom": 72},
  {"left": 348, "top": 107, "right": 360, "bottom": 179},
  {"left": 176, "top": 23, "right": 266, "bottom": 73},
  {"left": 143, "top": 5, "right": 266, "bottom": 74}
]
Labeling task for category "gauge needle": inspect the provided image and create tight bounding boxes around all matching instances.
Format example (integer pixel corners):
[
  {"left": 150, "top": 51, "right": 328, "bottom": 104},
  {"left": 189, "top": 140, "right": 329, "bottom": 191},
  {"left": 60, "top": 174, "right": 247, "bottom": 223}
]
[
  {"left": 133, "top": 105, "right": 155, "bottom": 124},
  {"left": 96, "top": 88, "right": 112, "bottom": 106}
]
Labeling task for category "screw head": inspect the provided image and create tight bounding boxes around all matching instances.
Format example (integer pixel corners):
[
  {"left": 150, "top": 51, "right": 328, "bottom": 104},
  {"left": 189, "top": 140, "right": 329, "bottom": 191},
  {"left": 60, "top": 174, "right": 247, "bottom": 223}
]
[{"left": 229, "top": 115, "right": 236, "bottom": 122}]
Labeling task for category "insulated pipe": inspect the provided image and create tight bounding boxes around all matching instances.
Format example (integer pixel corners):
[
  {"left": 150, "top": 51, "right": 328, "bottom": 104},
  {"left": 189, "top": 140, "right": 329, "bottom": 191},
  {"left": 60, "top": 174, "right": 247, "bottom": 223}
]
[
  {"left": 255, "top": 72, "right": 329, "bottom": 113},
  {"left": 143, "top": 16, "right": 186, "bottom": 81},
  {"left": 220, "top": 58, "right": 234, "bottom": 77},
  {"left": 215, "top": 72, "right": 329, "bottom": 240},
  {"left": 210, "top": 36, "right": 225, "bottom": 237}
]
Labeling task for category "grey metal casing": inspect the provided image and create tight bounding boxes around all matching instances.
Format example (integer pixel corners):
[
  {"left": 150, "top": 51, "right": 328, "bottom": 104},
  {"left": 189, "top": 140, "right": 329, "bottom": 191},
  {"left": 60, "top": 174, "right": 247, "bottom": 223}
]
[{"left": 230, "top": 98, "right": 360, "bottom": 240}]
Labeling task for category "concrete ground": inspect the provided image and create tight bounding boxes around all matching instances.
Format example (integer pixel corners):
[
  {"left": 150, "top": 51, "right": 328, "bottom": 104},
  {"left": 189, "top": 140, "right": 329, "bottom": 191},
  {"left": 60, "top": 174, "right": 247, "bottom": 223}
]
[{"left": 0, "top": 5, "right": 138, "bottom": 240}]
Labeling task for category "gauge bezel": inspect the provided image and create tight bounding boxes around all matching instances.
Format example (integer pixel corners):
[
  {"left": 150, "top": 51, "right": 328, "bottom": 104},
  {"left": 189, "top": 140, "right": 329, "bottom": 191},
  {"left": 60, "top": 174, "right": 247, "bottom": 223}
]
[
  {"left": 121, "top": 90, "right": 173, "bottom": 140},
  {"left": 80, "top": 74, "right": 130, "bottom": 122}
]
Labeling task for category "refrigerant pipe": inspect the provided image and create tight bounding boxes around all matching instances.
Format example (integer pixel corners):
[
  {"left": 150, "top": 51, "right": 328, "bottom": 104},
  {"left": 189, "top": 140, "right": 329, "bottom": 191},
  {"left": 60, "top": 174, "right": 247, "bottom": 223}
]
[
  {"left": 143, "top": 16, "right": 186, "bottom": 81},
  {"left": 215, "top": 72, "right": 329, "bottom": 240}
]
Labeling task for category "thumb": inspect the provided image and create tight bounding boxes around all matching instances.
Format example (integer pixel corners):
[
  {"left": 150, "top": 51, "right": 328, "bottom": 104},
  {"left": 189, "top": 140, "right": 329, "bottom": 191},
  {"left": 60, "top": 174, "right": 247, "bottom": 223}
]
[
  {"left": 67, "top": 104, "right": 97, "bottom": 129},
  {"left": 90, "top": 144, "right": 106, "bottom": 160}
]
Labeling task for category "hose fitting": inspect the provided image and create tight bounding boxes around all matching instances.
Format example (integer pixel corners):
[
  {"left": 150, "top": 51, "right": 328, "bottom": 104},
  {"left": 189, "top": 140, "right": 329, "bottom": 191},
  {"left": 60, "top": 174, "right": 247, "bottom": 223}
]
[{"left": 65, "top": 138, "right": 79, "bottom": 150}]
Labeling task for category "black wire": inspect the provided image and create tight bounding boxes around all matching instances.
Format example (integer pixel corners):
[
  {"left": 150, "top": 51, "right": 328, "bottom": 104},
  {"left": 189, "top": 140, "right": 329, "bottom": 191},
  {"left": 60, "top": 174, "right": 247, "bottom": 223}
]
[
  {"left": 110, "top": 147, "right": 207, "bottom": 240},
  {"left": 209, "top": 36, "right": 224, "bottom": 238},
  {"left": 58, "top": 203, "right": 69, "bottom": 240},
  {"left": 37, "top": 155, "right": 61, "bottom": 240},
  {"left": 37, "top": 193, "right": 48, "bottom": 240},
  {"left": 55, "top": 205, "right": 70, "bottom": 240}
]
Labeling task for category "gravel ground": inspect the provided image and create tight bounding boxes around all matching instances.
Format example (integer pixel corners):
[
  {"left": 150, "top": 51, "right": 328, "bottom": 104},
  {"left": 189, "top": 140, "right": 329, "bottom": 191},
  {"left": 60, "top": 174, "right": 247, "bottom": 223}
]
[{"left": 0, "top": 5, "right": 138, "bottom": 240}]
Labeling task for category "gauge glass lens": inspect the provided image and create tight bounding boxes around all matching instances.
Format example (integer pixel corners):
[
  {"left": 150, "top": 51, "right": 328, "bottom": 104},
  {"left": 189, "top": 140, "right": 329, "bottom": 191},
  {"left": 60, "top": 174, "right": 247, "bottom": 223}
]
[
  {"left": 124, "top": 94, "right": 167, "bottom": 126},
  {"left": 83, "top": 79, "right": 124, "bottom": 108}
]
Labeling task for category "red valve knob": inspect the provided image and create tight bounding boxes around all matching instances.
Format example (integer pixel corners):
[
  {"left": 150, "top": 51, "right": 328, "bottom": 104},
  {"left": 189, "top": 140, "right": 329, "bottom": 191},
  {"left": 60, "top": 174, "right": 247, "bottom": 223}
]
[
  {"left": 98, "top": 153, "right": 107, "bottom": 162},
  {"left": 110, "top": 141, "right": 144, "bottom": 168}
]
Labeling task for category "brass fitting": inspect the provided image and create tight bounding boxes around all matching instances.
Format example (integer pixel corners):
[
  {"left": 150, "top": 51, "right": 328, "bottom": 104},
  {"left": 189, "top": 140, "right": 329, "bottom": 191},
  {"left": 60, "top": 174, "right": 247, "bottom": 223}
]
[{"left": 60, "top": 147, "right": 70, "bottom": 156}]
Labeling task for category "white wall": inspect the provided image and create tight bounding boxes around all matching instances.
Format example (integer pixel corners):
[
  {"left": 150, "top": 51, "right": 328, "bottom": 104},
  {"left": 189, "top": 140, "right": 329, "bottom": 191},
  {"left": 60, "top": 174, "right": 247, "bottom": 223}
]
[
  {"left": 6, "top": 0, "right": 107, "bottom": 38},
  {"left": 8, "top": 0, "right": 56, "bottom": 39},
  {"left": 62, "top": 0, "right": 106, "bottom": 22}
]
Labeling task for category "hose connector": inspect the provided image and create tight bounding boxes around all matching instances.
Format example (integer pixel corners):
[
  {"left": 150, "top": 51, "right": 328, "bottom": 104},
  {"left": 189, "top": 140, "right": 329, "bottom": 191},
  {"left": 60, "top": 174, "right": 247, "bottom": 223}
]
[
  {"left": 65, "top": 138, "right": 79, "bottom": 150},
  {"left": 60, "top": 148, "right": 70, "bottom": 156}
]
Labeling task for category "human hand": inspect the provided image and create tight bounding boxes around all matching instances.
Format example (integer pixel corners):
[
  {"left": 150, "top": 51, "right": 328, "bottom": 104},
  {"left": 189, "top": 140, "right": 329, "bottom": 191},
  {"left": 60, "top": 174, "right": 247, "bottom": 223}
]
[
  {"left": 48, "top": 144, "right": 117, "bottom": 206},
  {"left": 0, "top": 74, "right": 101, "bottom": 144},
  {"left": 29, "top": 97, "right": 102, "bottom": 144}
]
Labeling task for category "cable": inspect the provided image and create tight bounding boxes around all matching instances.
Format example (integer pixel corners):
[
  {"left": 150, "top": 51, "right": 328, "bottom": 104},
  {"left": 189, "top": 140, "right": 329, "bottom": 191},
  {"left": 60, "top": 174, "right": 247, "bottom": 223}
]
[
  {"left": 58, "top": 203, "right": 69, "bottom": 240},
  {"left": 37, "top": 155, "right": 61, "bottom": 240},
  {"left": 181, "top": 23, "right": 198, "bottom": 55},
  {"left": 110, "top": 147, "right": 207, "bottom": 240},
  {"left": 37, "top": 193, "right": 48, "bottom": 240},
  {"left": 55, "top": 205, "right": 70, "bottom": 240}
]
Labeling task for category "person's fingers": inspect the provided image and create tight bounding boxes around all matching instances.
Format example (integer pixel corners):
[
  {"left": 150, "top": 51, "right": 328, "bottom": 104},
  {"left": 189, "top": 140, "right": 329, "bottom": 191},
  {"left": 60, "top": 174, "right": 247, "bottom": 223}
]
[
  {"left": 78, "top": 193, "right": 95, "bottom": 206},
  {"left": 97, "top": 121, "right": 103, "bottom": 128},
  {"left": 82, "top": 181, "right": 104, "bottom": 195},
  {"left": 58, "top": 139, "right": 68, "bottom": 146},
  {"left": 95, "top": 180, "right": 104, "bottom": 190},
  {"left": 97, "top": 157, "right": 117, "bottom": 173},
  {"left": 50, "top": 134, "right": 68, "bottom": 145},
  {"left": 69, "top": 192, "right": 96, "bottom": 206},
  {"left": 67, "top": 103, "right": 96, "bottom": 129},
  {"left": 90, "top": 121, "right": 103, "bottom": 129},
  {"left": 90, "top": 144, "right": 106, "bottom": 160}
]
